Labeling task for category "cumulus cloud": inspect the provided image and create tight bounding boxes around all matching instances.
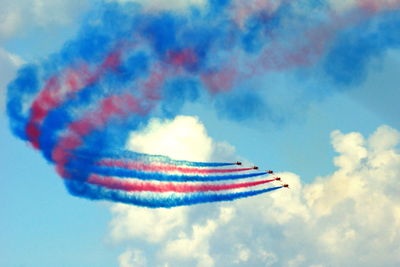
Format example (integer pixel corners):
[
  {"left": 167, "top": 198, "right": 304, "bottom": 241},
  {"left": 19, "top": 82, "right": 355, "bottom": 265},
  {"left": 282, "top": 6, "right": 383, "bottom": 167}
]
[
  {"left": 110, "top": 116, "right": 400, "bottom": 267},
  {"left": 216, "top": 125, "right": 400, "bottom": 266},
  {"left": 126, "top": 116, "right": 213, "bottom": 161},
  {"left": 126, "top": 116, "right": 236, "bottom": 162},
  {"left": 299, "top": 125, "right": 400, "bottom": 265},
  {"left": 161, "top": 207, "right": 235, "bottom": 267},
  {"left": 119, "top": 248, "right": 147, "bottom": 267},
  {"left": 110, "top": 205, "right": 188, "bottom": 243}
]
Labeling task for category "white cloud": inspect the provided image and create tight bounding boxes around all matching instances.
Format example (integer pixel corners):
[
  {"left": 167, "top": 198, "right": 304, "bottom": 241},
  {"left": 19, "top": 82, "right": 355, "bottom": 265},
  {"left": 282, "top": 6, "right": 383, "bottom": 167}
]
[
  {"left": 233, "top": 244, "right": 251, "bottom": 264},
  {"left": 110, "top": 205, "right": 188, "bottom": 243},
  {"left": 298, "top": 126, "right": 400, "bottom": 265},
  {"left": 32, "top": 0, "right": 89, "bottom": 26},
  {"left": 287, "top": 254, "right": 306, "bottom": 267},
  {"left": 0, "top": 9, "right": 22, "bottom": 39},
  {"left": 161, "top": 206, "right": 235, "bottom": 267},
  {"left": 111, "top": 117, "right": 400, "bottom": 266},
  {"left": 0, "top": 0, "right": 88, "bottom": 40},
  {"left": 126, "top": 116, "right": 237, "bottom": 162},
  {"left": 162, "top": 219, "right": 217, "bottom": 267},
  {"left": 119, "top": 248, "right": 147, "bottom": 267},
  {"left": 126, "top": 116, "right": 213, "bottom": 161}
]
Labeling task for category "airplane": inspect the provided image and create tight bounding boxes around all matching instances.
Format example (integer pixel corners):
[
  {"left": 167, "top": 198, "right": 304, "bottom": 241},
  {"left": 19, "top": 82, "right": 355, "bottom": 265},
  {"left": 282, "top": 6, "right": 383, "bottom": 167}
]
[
  {"left": 274, "top": 177, "right": 281, "bottom": 181},
  {"left": 266, "top": 170, "right": 273, "bottom": 174},
  {"left": 253, "top": 166, "right": 259, "bottom": 170},
  {"left": 236, "top": 161, "right": 242, "bottom": 165},
  {"left": 282, "top": 184, "right": 289, "bottom": 188}
]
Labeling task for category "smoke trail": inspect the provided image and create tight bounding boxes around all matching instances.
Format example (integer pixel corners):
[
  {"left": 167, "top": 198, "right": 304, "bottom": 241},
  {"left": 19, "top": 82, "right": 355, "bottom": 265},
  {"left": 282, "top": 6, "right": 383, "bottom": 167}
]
[
  {"left": 6, "top": 0, "right": 400, "bottom": 207},
  {"left": 64, "top": 163, "right": 269, "bottom": 182},
  {"left": 98, "top": 159, "right": 255, "bottom": 174},
  {"left": 86, "top": 175, "right": 278, "bottom": 193},
  {"left": 65, "top": 179, "right": 284, "bottom": 208}
]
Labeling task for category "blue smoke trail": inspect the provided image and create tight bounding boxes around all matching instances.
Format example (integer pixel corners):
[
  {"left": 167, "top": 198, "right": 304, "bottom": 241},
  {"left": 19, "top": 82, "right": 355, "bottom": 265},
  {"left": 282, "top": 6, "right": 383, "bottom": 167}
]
[
  {"left": 65, "top": 179, "right": 283, "bottom": 208},
  {"left": 64, "top": 163, "right": 268, "bottom": 182}
]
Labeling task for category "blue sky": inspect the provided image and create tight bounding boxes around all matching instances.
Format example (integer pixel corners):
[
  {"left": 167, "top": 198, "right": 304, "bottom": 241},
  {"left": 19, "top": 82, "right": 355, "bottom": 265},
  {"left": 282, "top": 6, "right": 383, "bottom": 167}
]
[{"left": 1, "top": 1, "right": 400, "bottom": 266}]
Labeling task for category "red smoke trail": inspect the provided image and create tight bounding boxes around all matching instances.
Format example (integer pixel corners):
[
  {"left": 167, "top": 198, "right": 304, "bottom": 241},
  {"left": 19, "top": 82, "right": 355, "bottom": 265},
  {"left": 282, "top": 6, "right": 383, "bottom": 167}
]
[
  {"left": 356, "top": 0, "right": 400, "bottom": 14},
  {"left": 24, "top": 42, "right": 131, "bottom": 150},
  {"left": 87, "top": 174, "right": 278, "bottom": 193},
  {"left": 52, "top": 94, "right": 143, "bottom": 177},
  {"left": 240, "top": 3, "right": 400, "bottom": 79},
  {"left": 51, "top": 58, "right": 177, "bottom": 179},
  {"left": 140, "top": 63, "right": 174, "bottom": 101},
  {"left": 167, "top": 48, "right": 198, "bottom": 67},
  {"left": 201, "top": 67, "right": 239, "bottom": 94},
  {"left": 26, "top": 75, "right": 61, "bottom": 148},
  {"left": 99, "top": 159, "right": 255, "bottom": 174}
]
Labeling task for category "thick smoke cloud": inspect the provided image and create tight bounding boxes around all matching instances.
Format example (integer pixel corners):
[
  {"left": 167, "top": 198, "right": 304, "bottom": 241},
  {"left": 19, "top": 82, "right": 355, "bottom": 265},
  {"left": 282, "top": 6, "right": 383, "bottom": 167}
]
[{"left": 6, "top": 0, "right": 400, "bottom": 206}]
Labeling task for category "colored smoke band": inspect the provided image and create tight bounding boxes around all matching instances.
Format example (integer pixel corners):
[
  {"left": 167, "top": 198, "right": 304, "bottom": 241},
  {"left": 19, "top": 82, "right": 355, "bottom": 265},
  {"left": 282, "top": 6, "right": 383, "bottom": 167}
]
[{"left": 7, "top": 0, "right": 400, "bottom": 207}]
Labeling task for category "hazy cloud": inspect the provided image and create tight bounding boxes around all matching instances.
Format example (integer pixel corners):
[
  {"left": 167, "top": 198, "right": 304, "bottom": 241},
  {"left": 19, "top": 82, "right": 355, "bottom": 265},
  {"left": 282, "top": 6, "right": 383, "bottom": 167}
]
[
  {"left": 0, "top": 0, "right": 88, "bottom": 40},
  {"left": 109, "top": 0, "right": 206, "bottom": 12},
  {"left": 0, "top": 47, "right": 23, "bottom": 110}
]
